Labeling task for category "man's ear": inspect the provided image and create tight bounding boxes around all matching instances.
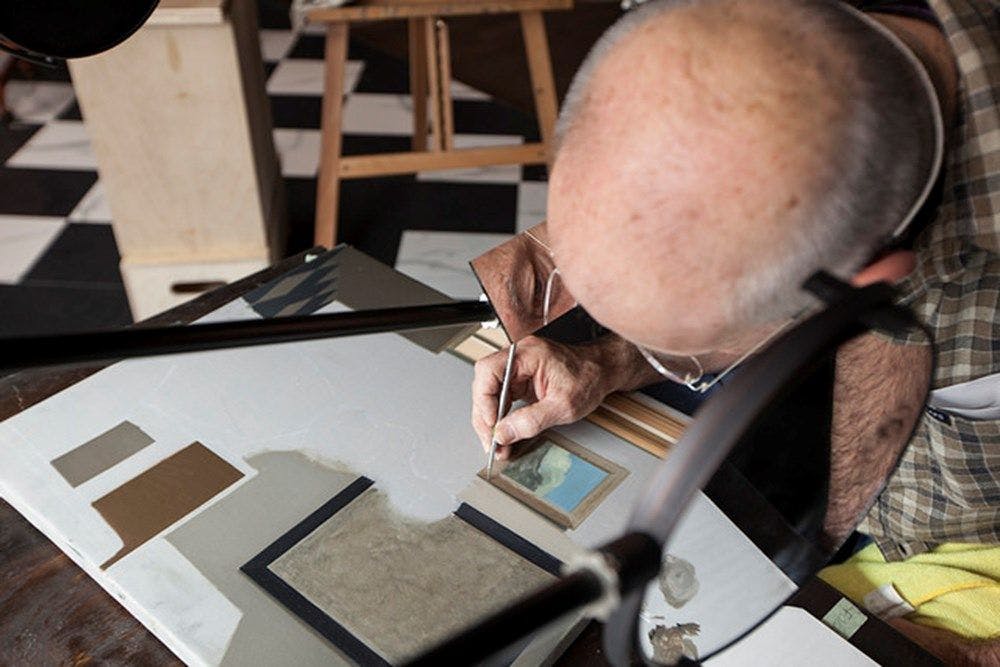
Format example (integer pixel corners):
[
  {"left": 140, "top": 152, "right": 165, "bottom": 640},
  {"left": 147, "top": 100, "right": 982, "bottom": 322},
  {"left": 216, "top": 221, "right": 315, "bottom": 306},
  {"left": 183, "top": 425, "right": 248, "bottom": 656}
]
[{"left": 851, "top": 250, "right": 916, "bottom": 287}]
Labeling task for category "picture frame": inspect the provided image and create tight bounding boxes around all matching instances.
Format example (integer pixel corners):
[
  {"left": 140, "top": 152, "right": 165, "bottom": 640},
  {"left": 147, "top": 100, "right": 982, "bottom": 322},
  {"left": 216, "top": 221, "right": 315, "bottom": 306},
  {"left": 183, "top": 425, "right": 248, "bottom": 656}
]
[{"left": 479, "top": 431, "right": 629, "bottom": 529}]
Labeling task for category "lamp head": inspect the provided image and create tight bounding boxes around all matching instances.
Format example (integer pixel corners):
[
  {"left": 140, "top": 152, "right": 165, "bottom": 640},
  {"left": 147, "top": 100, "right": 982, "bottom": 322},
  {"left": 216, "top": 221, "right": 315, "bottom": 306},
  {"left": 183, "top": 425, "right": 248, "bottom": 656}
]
[{"left": 0, "top": 1, "right": 158, "bottom": 66}]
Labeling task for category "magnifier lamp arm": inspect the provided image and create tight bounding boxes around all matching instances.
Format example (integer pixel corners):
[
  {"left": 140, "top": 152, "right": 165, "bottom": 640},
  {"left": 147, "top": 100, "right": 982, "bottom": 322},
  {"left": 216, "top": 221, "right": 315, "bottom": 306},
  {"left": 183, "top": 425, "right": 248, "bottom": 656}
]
[
  {"left": 402, "top": 532, "right": 660, "bottom": 667},
  {"left": 0, "top": 300, "right": 496, "bottom": 373}
]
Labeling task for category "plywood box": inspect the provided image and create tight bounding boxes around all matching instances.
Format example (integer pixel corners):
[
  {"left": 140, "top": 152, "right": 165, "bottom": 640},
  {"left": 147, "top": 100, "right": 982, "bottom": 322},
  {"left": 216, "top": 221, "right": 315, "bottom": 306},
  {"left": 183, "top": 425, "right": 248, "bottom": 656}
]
[
  {"left": 68, "top": 0, "right": 285, "bottom": 265},
  {"left": 120, "top": 254, "right": 267, "bottom": 321}
]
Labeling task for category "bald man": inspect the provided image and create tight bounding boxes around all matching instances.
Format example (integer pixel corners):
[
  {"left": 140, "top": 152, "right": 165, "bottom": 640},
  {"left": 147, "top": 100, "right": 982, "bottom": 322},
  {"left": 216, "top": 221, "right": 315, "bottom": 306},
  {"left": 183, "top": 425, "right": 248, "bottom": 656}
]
[{"left": 472, "top": 0, "right": 999, "bottom": 662}]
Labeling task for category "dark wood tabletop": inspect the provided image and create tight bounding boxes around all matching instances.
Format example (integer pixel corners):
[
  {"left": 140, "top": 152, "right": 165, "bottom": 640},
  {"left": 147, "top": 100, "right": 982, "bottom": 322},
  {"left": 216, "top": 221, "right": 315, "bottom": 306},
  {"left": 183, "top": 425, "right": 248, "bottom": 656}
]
[{"left": 0, "top": 250, "right": 937, "bottom": 666}]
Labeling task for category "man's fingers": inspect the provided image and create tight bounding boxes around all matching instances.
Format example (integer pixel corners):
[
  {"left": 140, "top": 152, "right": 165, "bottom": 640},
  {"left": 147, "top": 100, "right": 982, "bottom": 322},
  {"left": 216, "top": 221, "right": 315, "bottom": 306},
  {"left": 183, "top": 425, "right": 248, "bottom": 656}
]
[
  {"left": 471, "top": 344, "right": 542, "bottom": 447},
  {"left": 471, "top": 406, "right": 495, "bottom": 451},
  {"left": 471, "top": 352, "right": 507, "bottom": 446}
]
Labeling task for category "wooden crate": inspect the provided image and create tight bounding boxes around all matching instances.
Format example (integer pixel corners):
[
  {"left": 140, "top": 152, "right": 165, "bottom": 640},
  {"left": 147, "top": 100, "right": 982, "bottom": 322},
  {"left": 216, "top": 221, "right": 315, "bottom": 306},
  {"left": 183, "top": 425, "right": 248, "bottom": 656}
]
[
  {"left": 120, "top": 255, "right": 268, "bottom": 321},
  {"left": 68, "top": 0, "right": 285, "bottom": 266}
]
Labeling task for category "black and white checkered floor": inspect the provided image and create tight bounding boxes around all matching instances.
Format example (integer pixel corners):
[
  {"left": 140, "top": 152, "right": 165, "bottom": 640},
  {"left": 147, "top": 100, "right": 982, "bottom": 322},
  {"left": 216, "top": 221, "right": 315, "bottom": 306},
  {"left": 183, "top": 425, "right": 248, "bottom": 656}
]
[{"left": 0, "top": 11, "right": 547, "bottom": 336}]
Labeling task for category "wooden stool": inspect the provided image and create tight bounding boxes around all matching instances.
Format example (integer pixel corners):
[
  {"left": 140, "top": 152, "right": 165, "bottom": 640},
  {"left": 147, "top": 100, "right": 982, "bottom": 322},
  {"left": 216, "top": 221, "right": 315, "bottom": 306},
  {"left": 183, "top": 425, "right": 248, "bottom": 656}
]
[{"left": 305, "top": 0, "right": 573, "bottom": 247}]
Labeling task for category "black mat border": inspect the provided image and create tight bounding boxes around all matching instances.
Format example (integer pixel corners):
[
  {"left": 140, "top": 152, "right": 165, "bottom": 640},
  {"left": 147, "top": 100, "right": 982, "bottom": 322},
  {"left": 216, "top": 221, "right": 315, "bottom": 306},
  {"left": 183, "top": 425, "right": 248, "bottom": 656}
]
[
  {"left": 240, "top": 476, "right": 386, "bottom": 666},
  {"left": 241, "top": 478, "right": 563, "bottom": 665},
  {"left": 454, "top": 502, "right": 562, "bottom": 576}
]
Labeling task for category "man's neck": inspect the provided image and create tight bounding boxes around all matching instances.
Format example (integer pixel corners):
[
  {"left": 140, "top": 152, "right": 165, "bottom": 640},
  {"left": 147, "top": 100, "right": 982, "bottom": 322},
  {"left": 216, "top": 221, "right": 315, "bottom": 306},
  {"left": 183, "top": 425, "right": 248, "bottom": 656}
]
[{"left": 870, "top": 12, "right": 959, "bottom": 123}]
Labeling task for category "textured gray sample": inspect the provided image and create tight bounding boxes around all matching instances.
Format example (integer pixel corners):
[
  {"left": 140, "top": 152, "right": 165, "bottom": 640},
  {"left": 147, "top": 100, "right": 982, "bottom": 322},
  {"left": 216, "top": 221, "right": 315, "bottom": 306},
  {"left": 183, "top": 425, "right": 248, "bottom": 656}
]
[{"left": 270, "top": 487, "right": 556, "bottom": 664}]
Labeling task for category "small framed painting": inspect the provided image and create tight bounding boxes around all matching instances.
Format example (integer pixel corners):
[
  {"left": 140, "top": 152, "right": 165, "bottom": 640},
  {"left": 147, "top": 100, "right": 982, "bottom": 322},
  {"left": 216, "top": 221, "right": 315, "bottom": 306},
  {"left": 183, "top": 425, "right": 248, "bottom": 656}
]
[{"left": 480, "top": 431, "right": 628, "bottom": 528}]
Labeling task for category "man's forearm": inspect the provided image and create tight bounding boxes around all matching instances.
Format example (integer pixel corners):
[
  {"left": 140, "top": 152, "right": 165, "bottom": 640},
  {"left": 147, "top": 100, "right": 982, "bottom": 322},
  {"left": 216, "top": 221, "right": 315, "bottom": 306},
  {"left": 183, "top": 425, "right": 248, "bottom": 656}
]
[
  {"left": 890, "top": 617, "right": 1000, "bottom": 667},
  {"left": 590, "top": 333, "right": 665, "bottom": 393}
]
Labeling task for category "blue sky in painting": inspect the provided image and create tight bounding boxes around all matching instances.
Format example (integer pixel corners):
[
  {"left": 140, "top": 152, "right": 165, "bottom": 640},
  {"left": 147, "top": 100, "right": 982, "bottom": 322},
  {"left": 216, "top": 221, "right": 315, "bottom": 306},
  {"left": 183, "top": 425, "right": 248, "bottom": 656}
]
[{"left": 544, "top": 455, "right": 607, "bottom": 512}]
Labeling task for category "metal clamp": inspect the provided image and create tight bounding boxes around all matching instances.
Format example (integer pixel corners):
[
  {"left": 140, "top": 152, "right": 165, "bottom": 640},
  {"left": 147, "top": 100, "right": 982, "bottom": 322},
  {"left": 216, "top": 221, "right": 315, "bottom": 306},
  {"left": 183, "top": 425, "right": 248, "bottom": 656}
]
[
  {"left": 479, "top": 293, "right": 500, "bottom": 329},
  {"left": 563, "top": 550, "right": 622, "bottom": 621}
]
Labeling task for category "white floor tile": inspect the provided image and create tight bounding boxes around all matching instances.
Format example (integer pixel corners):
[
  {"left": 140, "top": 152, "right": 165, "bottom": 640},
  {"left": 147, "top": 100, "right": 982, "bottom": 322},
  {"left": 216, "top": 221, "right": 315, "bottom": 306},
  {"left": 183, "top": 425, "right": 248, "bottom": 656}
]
[
  {"left": 68, "top": 181, "right": 113, "bottom": 223},
  {"left": 6, "top": 120, "right": 96, "bottom": 171},
  {"left": 343, "top": 61, "right": 364, "bottom": 94},
  {"left": 450, "top": 80, "right": 491, "bottom": 101},
  {"left": 417, "top": 134, "right": 524, "bottom": 184},
  {"left": 259, "top": 29, "right": 296, "bottom": 62},
  {"left": 5, "top": 81, "right": 75, "bottom": 123},
  {"left": 300, "top": 22, "right": 328, "bottom": 36},
  {"left": 267, "top": 59, "right": 362, "bottom": 96},
  {"left": 273, "top": 128, "right": 321, "bottom": 177},
  {"left": 516, "top": 181, "right": 548, "bottom": 231},
  {"left": 0, "top": 215, "right": 66, "bottom": 283},
  {"left": 395, "top": 230, "right": 512, "bottom": 299},
  {"left": 342, "top": 93, "right": 413, "bottom": 135}
]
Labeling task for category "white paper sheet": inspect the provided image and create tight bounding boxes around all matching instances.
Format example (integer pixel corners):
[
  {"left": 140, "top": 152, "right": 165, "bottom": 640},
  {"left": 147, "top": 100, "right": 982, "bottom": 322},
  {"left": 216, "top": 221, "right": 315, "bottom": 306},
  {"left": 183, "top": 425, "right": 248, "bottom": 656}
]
[{"left": 708, "top": 607, "right": 877, "bottom": 666}]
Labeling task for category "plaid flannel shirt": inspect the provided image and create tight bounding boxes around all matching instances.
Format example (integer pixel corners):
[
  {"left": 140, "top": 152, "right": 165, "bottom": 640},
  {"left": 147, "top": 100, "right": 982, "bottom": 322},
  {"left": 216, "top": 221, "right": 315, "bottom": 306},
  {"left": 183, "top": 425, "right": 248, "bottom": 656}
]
[{"left": 858, "top": 0, "right": 1000, "bottom": 561}]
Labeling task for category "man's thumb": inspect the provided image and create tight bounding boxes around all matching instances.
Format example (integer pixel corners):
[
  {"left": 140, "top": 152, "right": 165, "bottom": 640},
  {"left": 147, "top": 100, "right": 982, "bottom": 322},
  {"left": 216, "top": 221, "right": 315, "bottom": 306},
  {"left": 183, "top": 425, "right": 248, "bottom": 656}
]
[{"left": 495, "top": 402, "right": 561, "bottom": 445}]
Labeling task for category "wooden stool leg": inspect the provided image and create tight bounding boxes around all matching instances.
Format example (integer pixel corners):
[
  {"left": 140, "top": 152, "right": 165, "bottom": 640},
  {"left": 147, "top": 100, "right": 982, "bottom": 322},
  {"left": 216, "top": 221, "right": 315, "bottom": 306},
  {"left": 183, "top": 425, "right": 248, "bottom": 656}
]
[
  {"left": 435, "top": 20, "right": 455, "bottom": 152},
  {"left": 314, "top": 23, "right": 349, "bottom": 248},
  {"left": 408, "top": 18, "right": 430, "bottom": 152},
  {"left": 520, "top": 10, "right": 559, "bottom": 168}
]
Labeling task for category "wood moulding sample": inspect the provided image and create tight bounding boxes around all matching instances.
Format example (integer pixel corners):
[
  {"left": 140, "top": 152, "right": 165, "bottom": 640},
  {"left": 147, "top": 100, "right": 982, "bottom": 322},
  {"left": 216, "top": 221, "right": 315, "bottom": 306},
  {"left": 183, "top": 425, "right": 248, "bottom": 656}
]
[{"left": 451, "top": 329, "right": 688, "bottom": 459}]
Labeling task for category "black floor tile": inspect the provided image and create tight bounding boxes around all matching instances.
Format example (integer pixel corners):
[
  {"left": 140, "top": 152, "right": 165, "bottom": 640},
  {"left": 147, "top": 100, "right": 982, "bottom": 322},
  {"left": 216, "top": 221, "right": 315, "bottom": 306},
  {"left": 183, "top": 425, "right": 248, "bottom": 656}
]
[
  {"left": 258, "top": 0, "right": 293, "bottom": 29},
  {"left": 23, "top": 223, "right": 123, "bottom": 284},
  {"left": 341, "top": 134, "right": 412, "bottom": 156},
  {"left": 284, "top": 175, "right": 518, "bottom": 265},
  {"left": 453, "top": 99, "right": 539, "bottom": 138},
  {"left": 7, "top": 62, "right": 71, "bottom": 83},
  {"left": 0, "top": 283, "right": 132, "bottom": 336},
  {"left": 0, "top": 122, "right": 42, "bottom": 164},
  {"left": 287, "top": 35, "right": 326, "bottom": 59},
  {"left": 522, "top": 164, "right": 549, "bottom": 182},
  {"left": 0, "top": 168, "right": 96, "bottom": 217},
  {"left": 57, "top": 101, "right": 83, "bottom": 121},
  {"left": 351, "top": 49, "right": 410, "bottom": 95},
  {"left": 284, "top": 176, "right": 319, "bottom": 255},
  {"left": 338, "top": 178, "right": 518, "bottom": 265},
  {"left": 270, "top": 95, "right": 323, "bottom": 129}
]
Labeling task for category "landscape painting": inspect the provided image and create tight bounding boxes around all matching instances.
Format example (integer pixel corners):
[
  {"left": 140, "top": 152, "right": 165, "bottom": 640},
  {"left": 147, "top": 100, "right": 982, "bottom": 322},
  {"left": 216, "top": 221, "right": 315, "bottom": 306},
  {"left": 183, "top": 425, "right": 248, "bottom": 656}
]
[{"left": 481, "top": 431, "right": 628, "bottom": 528}]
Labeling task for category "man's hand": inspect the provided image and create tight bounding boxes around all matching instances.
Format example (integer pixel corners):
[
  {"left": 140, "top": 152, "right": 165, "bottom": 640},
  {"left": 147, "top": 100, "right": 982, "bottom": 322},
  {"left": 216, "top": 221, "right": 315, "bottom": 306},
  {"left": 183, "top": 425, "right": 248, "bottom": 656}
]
[{"left": 471, "top": 335, "right": 660, "bottom": 461}]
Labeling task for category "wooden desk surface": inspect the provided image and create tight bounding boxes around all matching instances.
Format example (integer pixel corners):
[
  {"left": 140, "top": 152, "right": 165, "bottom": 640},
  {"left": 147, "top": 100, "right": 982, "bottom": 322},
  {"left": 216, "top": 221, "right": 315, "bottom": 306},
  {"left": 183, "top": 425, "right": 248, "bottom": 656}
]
[{"left": 0, "top": 250, "right": 937, "bottom": 665}]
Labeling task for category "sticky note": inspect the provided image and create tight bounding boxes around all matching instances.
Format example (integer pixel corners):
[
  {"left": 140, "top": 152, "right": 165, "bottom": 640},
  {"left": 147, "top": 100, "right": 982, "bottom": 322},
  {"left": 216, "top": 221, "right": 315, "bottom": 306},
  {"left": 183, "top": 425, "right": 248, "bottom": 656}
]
[{"left": 822, "top": 597, "right": 868, "bottom": 639}]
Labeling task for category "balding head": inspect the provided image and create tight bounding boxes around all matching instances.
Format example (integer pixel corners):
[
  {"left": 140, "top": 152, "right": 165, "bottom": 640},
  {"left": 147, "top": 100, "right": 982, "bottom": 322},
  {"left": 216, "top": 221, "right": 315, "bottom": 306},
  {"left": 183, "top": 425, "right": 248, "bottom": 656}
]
[{"left": 548, "top": 0, "right": 939, "bottom": 355}]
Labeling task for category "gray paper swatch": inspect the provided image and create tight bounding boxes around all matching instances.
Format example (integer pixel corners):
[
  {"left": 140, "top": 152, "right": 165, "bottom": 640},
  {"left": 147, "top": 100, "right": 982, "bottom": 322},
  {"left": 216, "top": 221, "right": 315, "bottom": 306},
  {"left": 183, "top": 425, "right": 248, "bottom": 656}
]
[{"left": 51, "top": 421, "right": 154, "bottom": 487}]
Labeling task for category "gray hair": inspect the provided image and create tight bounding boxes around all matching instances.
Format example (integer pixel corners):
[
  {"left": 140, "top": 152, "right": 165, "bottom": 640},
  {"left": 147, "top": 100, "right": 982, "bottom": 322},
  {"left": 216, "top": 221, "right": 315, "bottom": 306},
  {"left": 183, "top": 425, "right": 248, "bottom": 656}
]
[{"left": 556, "top": 0, "right": 941, "bottom": 329}]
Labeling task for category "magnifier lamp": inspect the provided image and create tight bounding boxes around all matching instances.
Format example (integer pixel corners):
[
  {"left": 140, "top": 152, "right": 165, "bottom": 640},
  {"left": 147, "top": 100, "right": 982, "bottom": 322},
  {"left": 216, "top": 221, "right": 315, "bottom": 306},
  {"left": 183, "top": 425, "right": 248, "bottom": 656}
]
[{"left": 0, "top": 1, "right": 158, "bottom": 66}]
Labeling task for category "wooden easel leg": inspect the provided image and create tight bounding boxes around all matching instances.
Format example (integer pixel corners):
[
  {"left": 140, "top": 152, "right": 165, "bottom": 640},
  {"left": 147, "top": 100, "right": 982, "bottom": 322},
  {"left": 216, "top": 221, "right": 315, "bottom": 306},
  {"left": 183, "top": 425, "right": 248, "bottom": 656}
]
[
  {"left": 435, "top": 20, "right": 455, "bottom": 152},
  {"left": 408, "top": 18, "right": 430, "bottom": 152},
  {"left": 520, "top": 10, "right": 559, "bottom": 168},
  {"left": 314, "top": 23, "right": 349, "bottom": 248},
  {"left": 423, "top": 17, "right": 443, "bottom": 152}
]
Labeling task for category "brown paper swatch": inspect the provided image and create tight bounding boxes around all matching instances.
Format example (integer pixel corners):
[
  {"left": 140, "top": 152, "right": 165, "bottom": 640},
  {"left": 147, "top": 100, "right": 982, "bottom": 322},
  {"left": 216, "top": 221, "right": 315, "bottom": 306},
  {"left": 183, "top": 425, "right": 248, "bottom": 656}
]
[
  {"left": 93, "top": 442, "right": 243, "bottom": 569},
  {"left": 51, "top": 421, "right": 155, "bottom": 487}
]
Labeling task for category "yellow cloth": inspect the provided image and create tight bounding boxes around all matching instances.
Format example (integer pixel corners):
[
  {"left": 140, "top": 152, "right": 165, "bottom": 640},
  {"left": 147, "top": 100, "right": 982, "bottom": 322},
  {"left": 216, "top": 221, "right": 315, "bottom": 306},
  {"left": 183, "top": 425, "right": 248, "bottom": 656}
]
[{"left": 819, "top": 542, "right": 1000, "bottom": 640}]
